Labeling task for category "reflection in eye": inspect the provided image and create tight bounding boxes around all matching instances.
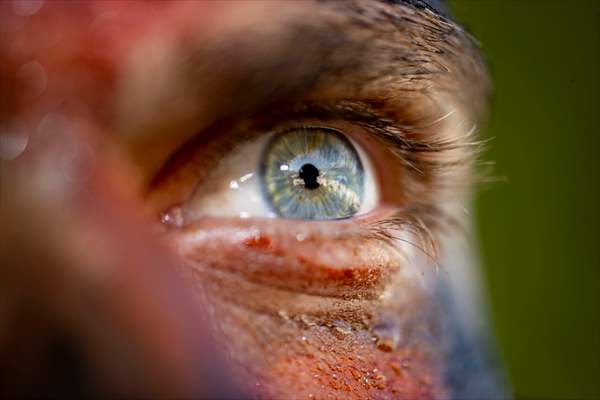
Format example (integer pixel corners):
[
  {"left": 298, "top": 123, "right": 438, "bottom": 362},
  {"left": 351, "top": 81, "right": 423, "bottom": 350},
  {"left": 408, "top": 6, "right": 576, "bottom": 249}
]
[{"left": 180, "top": 126, "right": 378, "bottom": 222}]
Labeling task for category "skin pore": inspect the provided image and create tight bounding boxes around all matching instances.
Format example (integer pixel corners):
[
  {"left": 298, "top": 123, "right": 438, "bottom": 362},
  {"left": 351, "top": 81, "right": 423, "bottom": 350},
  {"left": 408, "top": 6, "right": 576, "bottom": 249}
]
[{"left": 1, "top": 1, "right": 504, "bottom": 398}]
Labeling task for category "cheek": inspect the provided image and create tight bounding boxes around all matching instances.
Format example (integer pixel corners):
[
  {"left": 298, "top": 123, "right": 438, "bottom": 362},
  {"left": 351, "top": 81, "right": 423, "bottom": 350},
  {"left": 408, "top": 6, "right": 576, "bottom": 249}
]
[
  {"left": 197, "top": 270, "right": 448, "bottom": 399},
  {"left": 168, "top": 222, "right": 448, "bottom": 398}
]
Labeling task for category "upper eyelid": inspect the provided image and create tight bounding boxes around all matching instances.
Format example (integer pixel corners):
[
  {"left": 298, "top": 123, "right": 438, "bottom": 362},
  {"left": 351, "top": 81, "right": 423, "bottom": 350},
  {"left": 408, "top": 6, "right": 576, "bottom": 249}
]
[{"left": 146, "top": 97, "right": 474, "bottom": 198}]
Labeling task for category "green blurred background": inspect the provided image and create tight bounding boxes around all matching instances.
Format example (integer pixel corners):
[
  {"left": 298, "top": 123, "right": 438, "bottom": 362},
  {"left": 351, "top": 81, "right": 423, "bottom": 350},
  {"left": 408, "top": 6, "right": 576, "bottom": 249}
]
[{"left": 448, "top": 1, "right": 600, "bottom": 399}]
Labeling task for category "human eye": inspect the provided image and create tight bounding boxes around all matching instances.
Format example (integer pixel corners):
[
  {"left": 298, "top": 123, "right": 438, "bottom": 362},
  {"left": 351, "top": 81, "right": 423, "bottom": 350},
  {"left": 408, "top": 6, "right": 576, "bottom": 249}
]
[{"left": 164, "top": 124, "right": 379, "bottom": 223}]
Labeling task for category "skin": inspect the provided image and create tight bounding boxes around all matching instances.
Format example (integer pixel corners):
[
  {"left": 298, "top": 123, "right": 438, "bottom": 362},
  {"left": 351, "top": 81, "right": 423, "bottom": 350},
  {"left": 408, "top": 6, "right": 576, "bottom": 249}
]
[{"left": 0, "top": 1, "right": 504, "bottom": 398}]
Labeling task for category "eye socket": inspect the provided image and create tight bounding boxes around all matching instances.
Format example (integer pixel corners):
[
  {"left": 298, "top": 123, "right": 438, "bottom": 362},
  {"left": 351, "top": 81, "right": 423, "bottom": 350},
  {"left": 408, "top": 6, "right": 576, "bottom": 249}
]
[{"left": 179, "top": 126, "right": 379, "bottom": 222}]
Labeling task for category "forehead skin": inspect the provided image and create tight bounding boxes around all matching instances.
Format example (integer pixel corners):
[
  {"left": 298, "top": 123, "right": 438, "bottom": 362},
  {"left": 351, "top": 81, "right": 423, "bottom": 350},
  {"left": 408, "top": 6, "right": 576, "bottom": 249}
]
[{"left": 0, "top": 0, "right": 491, "bottom": 398}]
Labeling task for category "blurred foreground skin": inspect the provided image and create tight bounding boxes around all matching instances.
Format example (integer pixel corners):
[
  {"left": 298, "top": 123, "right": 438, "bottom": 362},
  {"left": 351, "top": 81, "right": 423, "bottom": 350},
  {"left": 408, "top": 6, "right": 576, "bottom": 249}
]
[{"left": 1, "top": 1, "right": 506, "bottom": 398}]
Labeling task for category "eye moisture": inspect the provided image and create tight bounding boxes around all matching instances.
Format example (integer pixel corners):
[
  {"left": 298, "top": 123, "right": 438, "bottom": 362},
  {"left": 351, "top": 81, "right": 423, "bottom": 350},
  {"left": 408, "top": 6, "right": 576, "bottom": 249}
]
[{"left": 261, "top": 127, "right": 364, "bottom": 220}]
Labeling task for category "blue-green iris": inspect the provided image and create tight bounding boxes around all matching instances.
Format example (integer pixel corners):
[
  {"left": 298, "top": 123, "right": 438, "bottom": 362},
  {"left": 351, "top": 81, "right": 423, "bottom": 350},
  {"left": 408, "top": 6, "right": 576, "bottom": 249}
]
[{"left": 260, "top": 127, "right": 364, "bottom": 220}]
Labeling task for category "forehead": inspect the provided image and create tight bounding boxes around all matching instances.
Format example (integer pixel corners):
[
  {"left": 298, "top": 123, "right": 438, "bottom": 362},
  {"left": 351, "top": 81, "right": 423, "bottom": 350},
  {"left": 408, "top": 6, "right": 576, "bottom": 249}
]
[
  {"left": 2, "top": 0, "right": 478, "bottom": 120},
  {"left": 2, "top": 0, "right": 457, "bottom": 85}
]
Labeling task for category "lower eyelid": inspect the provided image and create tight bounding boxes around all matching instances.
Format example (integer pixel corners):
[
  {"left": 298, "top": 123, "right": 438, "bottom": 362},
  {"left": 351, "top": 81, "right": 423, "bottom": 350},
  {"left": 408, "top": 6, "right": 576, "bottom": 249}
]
[{"left": 167, "top": 216, "right": 404, "bottom": 299}]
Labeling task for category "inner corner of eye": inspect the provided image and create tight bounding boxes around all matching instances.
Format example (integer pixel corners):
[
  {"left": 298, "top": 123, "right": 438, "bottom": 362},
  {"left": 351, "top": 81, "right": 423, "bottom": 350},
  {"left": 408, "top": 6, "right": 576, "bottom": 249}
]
[{"left": 178, "top": 126, "right": 379, "bottom": 224}]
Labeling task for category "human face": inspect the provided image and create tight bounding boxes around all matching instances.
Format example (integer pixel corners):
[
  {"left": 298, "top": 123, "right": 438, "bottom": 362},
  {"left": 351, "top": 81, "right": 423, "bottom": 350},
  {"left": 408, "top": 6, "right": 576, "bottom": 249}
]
[{"left": 0, "top": 1, "right": 502, "bottom": 398}]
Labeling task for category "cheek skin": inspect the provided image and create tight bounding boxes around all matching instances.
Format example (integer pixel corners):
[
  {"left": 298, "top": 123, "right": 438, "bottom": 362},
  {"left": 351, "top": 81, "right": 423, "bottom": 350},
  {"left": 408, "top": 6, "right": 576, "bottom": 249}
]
[
  {"left": 166, "top": 219, "right": 448, "bottom": 398},
  {"left": 171, "top": 219, "right": 396, "bottom": 299},
  {"left": 208, "top": 295, "right": 445, "bottom": 399}
]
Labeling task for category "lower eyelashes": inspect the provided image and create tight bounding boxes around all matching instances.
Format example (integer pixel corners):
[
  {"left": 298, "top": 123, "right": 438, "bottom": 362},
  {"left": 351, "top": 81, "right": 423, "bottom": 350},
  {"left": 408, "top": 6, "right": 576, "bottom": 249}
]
[{"left": 261, "top": 127, "right": 364, "bottom": 220}]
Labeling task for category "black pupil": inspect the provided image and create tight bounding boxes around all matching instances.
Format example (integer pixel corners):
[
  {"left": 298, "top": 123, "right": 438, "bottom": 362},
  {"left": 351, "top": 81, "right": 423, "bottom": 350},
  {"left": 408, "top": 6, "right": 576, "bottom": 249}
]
[{"left": 299, "top": 163, "right": 320, "bottom": 190}]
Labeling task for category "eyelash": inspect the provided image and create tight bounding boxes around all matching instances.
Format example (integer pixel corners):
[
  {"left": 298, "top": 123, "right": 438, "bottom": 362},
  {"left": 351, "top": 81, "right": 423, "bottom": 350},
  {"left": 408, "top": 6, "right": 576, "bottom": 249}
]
[{"left": 148, "top": 99, "right": 481, "bottom": 260}]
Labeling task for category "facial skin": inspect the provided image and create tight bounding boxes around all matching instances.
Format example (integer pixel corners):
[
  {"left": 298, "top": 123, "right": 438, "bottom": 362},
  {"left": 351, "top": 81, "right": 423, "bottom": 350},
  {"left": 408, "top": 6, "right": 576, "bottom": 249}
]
[{"left": 1, "top": 1, "right": 504, "bottom": 398}]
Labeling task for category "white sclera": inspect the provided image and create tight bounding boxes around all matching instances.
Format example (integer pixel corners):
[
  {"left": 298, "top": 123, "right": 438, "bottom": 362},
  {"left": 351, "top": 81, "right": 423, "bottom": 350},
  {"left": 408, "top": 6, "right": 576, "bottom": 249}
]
[
  {"left": 181, "top": 131, "right": 379, "bottom": 222},
  {"left": 354, "top": 138, "right": 379, "bottom": 215}
]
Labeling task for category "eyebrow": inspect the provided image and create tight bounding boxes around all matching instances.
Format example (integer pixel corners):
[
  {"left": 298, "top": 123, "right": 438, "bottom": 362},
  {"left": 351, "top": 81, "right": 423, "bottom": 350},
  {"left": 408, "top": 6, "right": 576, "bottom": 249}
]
[{"left": 116, "top": 0, "right": 487, "bottom": 183}]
